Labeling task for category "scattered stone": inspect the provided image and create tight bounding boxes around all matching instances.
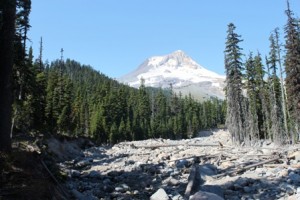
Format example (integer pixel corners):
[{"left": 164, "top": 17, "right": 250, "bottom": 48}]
[
  {"left": 176, "top": 159, "right": 189, "bottom": 169},
  {"left": 150, "top": 188, "right": 169, "bottom": 200},
  {"left": 199, "top": 164, "right": 217, "bottom": 181},
  {"left": 125, "top": 160, "right": 135, "bottom": 165},
  {"left": 158, "top": 153, "right": 171, "bottom": 161},
  {"left": 172, "top": 194, "right": 184, "bottom": 200},
  {"left": 289, "top": 172, "right": 300, "bottom": 183},
  {"left": 70, "top": 169, "right": 81, "bottom": 178},
  {"left": 243, "top": 186, "right": 253, "bottom": 193},
  {"left": 168, "top": 177, "right": 180, "bottom": 186},
  {"left": 286, "top": 186, "right": 295, "bottom": 195},
  {"left": 75, "top": 159, "right": 92, "bottom": 169},
  {"left": 200, "top": 185, "right": 224, "bottom": 198},
  {"left": 102, "top": 185, "right": 114, "bottom": 193},
  {"left": 278, "top": 169, "right": 289, "bottom": 177},
  {"left": 115, "top": 186, "right": 124, "bottom": 193},
  {"left": 133, "top": 190, "right": 139, "bottom": 195},
  {"left": 288, "top": 151, "right": 300, "bottom": 161},
  {"left": 52, "top": 129, "right": 300, "bottom": 200},
  {"left": 71, "top": 189, "right": 85, "bottom": 200},
  {"left": 171, "top": 169, "right": 181, "bottom": 176},
  {"left": 71, "top": 189, "right": 98, "bottom": 200},
  {"left": 220, "top": 161, "right": 233, "bottom": 168},
  {"left": 88, "top": 170, "right": 101, "bottom": 178},
  {"left": 190, "top": 191, "right": 224, "bottom": 200}
]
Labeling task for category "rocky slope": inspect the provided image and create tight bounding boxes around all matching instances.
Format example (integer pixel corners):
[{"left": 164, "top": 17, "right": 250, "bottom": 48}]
[
  {"left": 119, "top": 50, "right": 225, "bottom": 100},
  {"left": 46, "top": 129, "right": 300, "bottom": 200}
]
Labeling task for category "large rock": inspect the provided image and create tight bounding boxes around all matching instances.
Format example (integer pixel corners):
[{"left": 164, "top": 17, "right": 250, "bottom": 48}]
[
  {"left": 176, "top": 159, "right": 189, "bottom": 169},
  {"left": 150, "top": 188, "right": 170, "bottom": 200},
  {"left": 75, "top": 159, "right": 92, "bottom": 169},
  {"left": 190, "top": 191, "right": 224, "bottom": 200},
  {"left": 288, "top": 151, "right": 300, "bottom": 162},
  {"left": 200, "top": 185, "right": 224, "bottom": 199},
  {"left": 289, "top": 172, "right": 300, "bottom": 183},
  {"left": 46, "top": 137, "right": 84, "bottom": 161},
  {"left": 199, "top": 164, "right": 217, "bottom": 181}
]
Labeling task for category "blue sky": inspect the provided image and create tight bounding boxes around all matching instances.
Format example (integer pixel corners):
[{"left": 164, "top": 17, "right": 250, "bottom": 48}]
[{"left": 28, "top": 1, "right": 300, "bottom": 78}]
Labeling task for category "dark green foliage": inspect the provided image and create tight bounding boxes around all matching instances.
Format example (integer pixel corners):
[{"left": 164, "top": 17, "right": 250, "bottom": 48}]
[
  {"left": 253, "top": 53, "right": 270, "bottom": 139},
  {"left": 4, "top": 0, "right": 225, "bottom": 144},
  {"left": 266, "top": 32, "right": 285, "bottom": 144},
  {"left": 244, "top": 53, "right": 259, "bottom": 141},
  {"left": 11, "top": 0, "right": 42, "bottom": 134},
  {"left": 223, "top": 3, "right": 299, "bottom": 145},
  {"left": 38, "top": 59, "right": 225, "bottom": 143},
  {"left": 284, "top": 1, "right": 300, "bottom": 141},
  {"left": 224, "top": 23, "right": 246, "bottom": 144},
  {"left": 0, "top": 0, "right": 16, "bottom": 151},
  {"left": 6, "top": 0, "right": 300, "bottom": 149}
]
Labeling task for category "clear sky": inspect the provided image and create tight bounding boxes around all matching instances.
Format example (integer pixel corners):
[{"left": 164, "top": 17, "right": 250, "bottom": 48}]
[{"left": 28, "top": 0, "right": 300, "bottom": 78}]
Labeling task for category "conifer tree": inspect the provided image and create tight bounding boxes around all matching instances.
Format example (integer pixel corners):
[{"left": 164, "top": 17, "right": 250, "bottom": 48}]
[
  {"left": 274, "top": 28, "right": 289, "bottom": 136},
  {"left": 244, "top": 53, "right": 259, "bottom": 141},
  {"left": 284, "top": 1, "right": 300, "bottom": 141},
  {"left": 267, "top": 33, "right": 285, "bottom": 144},
  {"left": 10, "top": 0, "right": 38, "bottom": 134},
  {"left": 137, "top": 78, "right": 151, "bottom": 138},
  {"left": 224, "top": 23, "right": 246, "bottom": 144},
  {"left": 0, "top": 0, "right": 16, "bottom": 151},
  {"left": 41, "top": 58, "right": 225, "bottom": 141},
  {"left": 109, "top": 122, "right": 118, "bottom": 144},
  {"left": 254, "top": 53, "right": 270, "bottom": 139}
]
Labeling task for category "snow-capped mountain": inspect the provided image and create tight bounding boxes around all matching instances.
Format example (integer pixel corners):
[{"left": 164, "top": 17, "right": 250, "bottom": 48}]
[{"left": 119, "top": 50, "right": 225, "bottom": 100}]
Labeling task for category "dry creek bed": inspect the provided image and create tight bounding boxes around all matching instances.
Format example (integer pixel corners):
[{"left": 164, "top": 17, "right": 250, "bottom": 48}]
[{"left": 49, "top": 129, "right": 300, "bottom": 200}]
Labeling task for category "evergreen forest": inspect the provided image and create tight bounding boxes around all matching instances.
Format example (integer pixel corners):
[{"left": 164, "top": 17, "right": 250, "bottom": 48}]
[
  {"left": 224, "top": 2, "right": 300, "bottom": 145},
  {"left": 1, "top": 0, "right": 300, "bottom": 152},
  {"left": 0, "top": 0, "right": 226, "bottom": 148},
  {"left": 16, "top": 57, "right": 226, "bottom": 143}
]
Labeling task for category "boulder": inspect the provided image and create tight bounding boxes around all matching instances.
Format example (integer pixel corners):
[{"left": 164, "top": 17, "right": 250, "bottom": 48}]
[
  {"left": 150, "top": 188, "right": 170, "bottom": 200},
  {"left": 200, "top": 185, "right": 224, "bottom": 198},
  {"left": 167, "top": 177, "right": 180, "bottom": 186},
  {"left": 75, "top": 159, "right": 92, "bottom": 169},
  {"left": 199, "top": 164, "right": 217, "bottom": 182},
  {"left": 288, "top": 151, "right": 300, "bottom": 162},
  {"left": 289, "top": 172, "right": 300, "bottom": 183},
  {"left": 176, "top": 159, "right": 189, "bottom": 169},
  {"left": 190, "top": 191, "right": 224, "bottom": 200}
]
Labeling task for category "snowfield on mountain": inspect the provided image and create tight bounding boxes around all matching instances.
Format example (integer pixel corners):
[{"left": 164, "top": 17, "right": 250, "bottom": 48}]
[{"left": 119, "top": 50, "right": 225, "bottom": 100}]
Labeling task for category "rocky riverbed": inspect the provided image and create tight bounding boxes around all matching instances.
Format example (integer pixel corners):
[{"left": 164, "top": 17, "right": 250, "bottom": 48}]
[{"left": 47, "top": 129, "right": 300, "bottom": 200}]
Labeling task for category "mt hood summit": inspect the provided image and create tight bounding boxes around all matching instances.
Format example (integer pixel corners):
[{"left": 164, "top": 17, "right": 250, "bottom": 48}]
[{"left": 119, "top": 50, "right": 225, "bottom": 99}]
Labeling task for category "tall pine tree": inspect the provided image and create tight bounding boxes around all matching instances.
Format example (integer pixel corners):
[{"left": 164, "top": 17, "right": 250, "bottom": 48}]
[
  {"left": 0, "top": 0, "right": 16, "bottom": 151},
  {"left": 284, "top": 1, "right": 300, "bottom": 142},
  {"left": 224, "top": 23, "right": 246, "bottom": 144},
  {"left": 244, "top": 53, "right": 259, "bottom": 142}
]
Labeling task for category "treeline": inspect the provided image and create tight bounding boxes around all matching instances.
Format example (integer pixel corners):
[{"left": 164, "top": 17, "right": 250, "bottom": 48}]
[
  {"left": 13, "top": 57, "right": 226, "bottom": 143},
  {"left": 1, "top": 0, "right": 226, "bottom": 145},
  {"left": 225, "top": 2, "right": 300, "bottom": 145}
]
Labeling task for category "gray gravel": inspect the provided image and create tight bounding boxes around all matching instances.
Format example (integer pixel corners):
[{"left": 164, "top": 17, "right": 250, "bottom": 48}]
[{"left": 51, "top": 129, "right": 300, "bottom": 199}]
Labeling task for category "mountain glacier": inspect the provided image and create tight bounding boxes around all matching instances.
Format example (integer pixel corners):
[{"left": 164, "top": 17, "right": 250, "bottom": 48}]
[{"left": 118, "top": 50, "right": 225, "bottom": 100}]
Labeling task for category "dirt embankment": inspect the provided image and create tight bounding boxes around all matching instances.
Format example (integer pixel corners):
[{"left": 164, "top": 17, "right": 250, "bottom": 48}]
[{"left": 0, "top": 134, "right": 93, "bottom": 200}]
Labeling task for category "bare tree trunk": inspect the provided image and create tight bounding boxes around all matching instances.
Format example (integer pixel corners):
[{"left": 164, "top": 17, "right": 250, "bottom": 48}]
[{"left": 0, "top": 0, "right": 16, "bottom": 152}]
